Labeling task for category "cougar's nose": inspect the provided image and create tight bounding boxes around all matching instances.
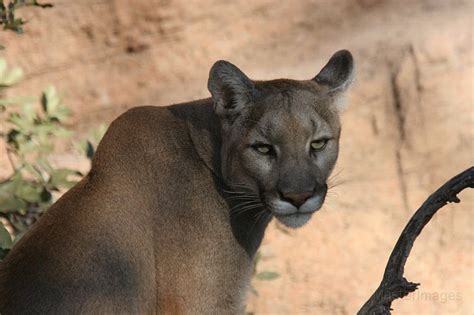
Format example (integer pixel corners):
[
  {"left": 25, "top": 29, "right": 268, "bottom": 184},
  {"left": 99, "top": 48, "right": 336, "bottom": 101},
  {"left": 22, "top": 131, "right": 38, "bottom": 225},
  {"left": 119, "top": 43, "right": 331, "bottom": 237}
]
[{"left": 281, "top": 191, "right": 313, "bottom": 208}]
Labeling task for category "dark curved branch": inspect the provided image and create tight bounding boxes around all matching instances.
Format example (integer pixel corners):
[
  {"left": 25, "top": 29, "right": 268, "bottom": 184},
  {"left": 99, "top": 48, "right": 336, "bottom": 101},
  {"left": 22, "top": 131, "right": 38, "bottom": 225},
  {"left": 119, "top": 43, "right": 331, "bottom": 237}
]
[{"left": 358, "top": 166, "right": 474, "bottom": 315}]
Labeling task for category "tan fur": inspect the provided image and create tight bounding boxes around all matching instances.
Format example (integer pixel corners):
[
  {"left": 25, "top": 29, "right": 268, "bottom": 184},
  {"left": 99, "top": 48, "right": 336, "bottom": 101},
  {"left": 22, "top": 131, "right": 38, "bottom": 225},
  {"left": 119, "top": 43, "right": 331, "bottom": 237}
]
[{"left": 0, "top": 50, "right": 354, "bottom": 314}]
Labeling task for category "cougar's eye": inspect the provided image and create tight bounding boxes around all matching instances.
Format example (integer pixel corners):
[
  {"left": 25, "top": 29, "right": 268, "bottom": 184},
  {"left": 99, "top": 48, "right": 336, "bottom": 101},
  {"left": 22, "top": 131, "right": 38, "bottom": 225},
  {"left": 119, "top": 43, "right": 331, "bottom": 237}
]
[
  {"left": 252, "top": 143, "right": 274, "bottom": 155},
  {"left": 310, "top": 139, "right": 328, "bottom": 151}
]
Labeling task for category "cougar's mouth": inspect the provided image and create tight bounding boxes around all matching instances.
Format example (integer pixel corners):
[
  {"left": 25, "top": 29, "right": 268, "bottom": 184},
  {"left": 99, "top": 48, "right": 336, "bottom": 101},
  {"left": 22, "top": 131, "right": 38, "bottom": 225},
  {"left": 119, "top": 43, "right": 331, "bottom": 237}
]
[{"left": 265, "top": 193, "right": 325, "bottom": 228}]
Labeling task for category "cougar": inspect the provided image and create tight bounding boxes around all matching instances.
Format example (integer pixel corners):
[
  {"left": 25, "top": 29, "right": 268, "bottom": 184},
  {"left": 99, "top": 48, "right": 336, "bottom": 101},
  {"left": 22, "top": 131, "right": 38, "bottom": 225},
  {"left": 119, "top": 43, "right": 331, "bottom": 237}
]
[{"left": 0, "top": 50, "right": 354, "bottom": 314}]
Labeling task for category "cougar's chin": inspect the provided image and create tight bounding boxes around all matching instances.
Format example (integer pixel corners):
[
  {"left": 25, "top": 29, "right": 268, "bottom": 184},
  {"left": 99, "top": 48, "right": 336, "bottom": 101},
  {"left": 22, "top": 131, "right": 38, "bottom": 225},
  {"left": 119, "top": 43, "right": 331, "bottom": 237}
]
[{"left": 274, "top": 212, "right": 314, "bottom": 228}]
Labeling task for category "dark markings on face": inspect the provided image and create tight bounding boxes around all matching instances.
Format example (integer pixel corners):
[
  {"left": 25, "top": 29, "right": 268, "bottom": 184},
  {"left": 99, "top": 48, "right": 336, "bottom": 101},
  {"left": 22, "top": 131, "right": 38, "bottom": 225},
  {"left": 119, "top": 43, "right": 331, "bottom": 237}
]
[{"left": 222, "top": 80, "right": 341, "bottom": 207}]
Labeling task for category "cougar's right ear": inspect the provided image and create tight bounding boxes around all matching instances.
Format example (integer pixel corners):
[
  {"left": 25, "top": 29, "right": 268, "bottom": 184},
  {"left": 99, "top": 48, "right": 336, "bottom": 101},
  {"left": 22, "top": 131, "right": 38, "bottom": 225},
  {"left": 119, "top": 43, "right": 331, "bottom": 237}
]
[{"left": 208, "top": 60, "right": 255, "bottom": 119}]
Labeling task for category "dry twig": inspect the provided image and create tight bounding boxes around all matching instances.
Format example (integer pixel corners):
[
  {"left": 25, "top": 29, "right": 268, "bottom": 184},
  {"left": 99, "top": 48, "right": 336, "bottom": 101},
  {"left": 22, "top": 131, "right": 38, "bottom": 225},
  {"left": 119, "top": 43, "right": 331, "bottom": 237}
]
[{"left": 358, "top": 166, "right": 474, "bottom": 315}]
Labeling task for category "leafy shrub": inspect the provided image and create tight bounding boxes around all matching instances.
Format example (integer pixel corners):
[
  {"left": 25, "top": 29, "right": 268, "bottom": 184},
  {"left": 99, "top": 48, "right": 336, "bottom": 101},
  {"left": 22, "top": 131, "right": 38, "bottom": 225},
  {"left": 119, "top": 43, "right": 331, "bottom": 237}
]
[{"left": 0, "top": 59, "right": 103, "bottom": 259}]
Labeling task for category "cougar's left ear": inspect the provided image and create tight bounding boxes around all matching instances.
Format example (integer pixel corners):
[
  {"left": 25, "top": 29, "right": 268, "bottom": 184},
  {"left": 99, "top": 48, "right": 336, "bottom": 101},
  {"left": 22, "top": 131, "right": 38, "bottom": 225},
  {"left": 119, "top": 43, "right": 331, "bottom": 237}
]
[
  {"left": 314, "top": 50, "right": 354, "bottom": 93},
  {"left": 208, "top": 60, "right": 255, "bottom": 119}
]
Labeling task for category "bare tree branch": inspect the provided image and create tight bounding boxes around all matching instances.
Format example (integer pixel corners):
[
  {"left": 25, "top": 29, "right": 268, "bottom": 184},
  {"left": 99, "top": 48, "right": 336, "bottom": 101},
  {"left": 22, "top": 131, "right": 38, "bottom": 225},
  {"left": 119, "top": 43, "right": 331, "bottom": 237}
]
[{"left": 358, "top": 166, "right": 474, "bottom": 315}]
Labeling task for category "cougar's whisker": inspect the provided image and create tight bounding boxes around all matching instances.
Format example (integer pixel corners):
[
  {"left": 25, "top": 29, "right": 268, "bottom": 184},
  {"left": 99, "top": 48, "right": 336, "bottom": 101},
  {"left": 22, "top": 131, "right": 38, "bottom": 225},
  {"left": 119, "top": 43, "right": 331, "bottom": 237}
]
[
  {"left": 226, "top": 182, "right": 256, "bottom": 191},
  {"left": 222, "top": 189, "right": 249, "bottom": 195},
  {"left": 227, "top": 195, "right": 259, "bottom": 200},
  {"left": 233, "top": 202, "right": 263, "bottom": 213},
  {"left": 232, "top": 203, "right": 264, "bottom": 216},
  {"left": 328, "top": 169, "right": 347, "bottom": 189},
  {"left": 231, "top": 200, "right": 261, "bottom": 212},
  {"left": 250, "top": 209, "right": 270, "bottom": 236}
]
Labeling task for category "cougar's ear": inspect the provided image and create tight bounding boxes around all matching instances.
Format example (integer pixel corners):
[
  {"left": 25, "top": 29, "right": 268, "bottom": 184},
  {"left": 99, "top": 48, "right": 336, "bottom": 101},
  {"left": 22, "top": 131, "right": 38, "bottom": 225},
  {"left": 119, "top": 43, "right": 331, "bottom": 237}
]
[
  {"left": 314, "top": 50, "right": 354, "bottom": 93},
  {"left": 208, "top": 60, "right": 255, "bottom": 119}
]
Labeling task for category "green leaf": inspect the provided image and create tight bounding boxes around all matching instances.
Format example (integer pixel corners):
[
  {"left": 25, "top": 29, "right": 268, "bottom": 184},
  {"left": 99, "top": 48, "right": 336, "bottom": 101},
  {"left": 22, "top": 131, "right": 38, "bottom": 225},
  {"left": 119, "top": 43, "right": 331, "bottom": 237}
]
[
  {"left": 2, "top": 66, "right": 23, "bottom": 85},
  {"left": 42, "top": 85, "right": 60, "bottom": 115},
  {"left": 92, "top": 123, "right": 107, "bottom": 142},
  {"left": 23, "top": 163, "right": 45, "bottom": 182},
  {"left": 52, "top": 126, "right": 72, "bottom": 138},
  {"left": 0, "top": 223, "right": 12, "bottom": 249},
  {"left": 0, "top": 196, "right": 26, "bottom": 213},
  {"left": 0, "top": 248, "right": 11, "bottom": 260},
  {"left": 255, "top": 271, "right": 280, "bottom": 281},
  {"left": 8, "top": 111, "right": 33, "bottom": 131},
  {"left": 37, "top": 158, "right": 54, "bottom": 174},
  {"left": 48, "top": 168, "right": 81, "bottom": 190},
  {"left": 0, "top": 175, "right": 27, "bottom": 212},
  {"left": 7, "top": 132, "right": 25, "bottom": 150},
  {"left": 50, "top": 106, "right": 70, "bottom": 122},
  {"left": 40, "top": 86, "right": 70, "bottom": 122},
  {"left": 21, "top": 102, "right": 36, "bottom": 123},
  {"left": 86, "top": 141, "right": 94, "bottom": 159},
  {"left": 0, "top": 180, "right": 20, "bottom": 212},
  {"left": 0, "top": 180, "right": 17, "bottom": 203},
  {"left": 0, "top": 59, "right": 7, "bottom": 77},
  {"left": 39, "top": 188, "right": 52, "bottom": 203},
  {"left": 0, "top": 59, "right": 23, "bottom": 86},
  {"left": 15, "top": 182, "right": 41, "bottom": 203},
  {"left": 41, "top": 92, "right": 48, "bottom": 113}
]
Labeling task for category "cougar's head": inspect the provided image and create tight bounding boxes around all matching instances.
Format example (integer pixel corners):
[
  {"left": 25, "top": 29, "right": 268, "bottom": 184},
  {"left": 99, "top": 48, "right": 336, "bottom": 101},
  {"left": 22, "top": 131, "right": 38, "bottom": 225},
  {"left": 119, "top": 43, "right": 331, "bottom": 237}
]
[{"left": 208, "top": 50, "right": 354, "bottom": 228}]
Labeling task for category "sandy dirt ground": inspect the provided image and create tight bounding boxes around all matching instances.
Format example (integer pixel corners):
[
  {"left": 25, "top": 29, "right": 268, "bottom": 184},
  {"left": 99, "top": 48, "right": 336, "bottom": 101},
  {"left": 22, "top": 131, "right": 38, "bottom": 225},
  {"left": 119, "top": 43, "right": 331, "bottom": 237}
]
[{"left": 1, "top": 0, "right": 473, "bottom": 314}]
